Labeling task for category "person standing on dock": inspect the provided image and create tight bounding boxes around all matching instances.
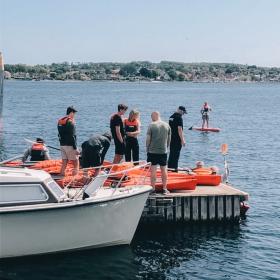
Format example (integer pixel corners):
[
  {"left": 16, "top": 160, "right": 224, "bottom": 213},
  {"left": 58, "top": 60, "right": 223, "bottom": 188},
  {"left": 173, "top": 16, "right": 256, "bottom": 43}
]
[
  {"left": 201, "top": 102, "right": 211, "bottom": 129},
  {"left": 146, "top": 111, "right": 171, "bottom": 194},
  {"left": 22, "top": 138, "right": 50, "bottom": 162},
  {"left": 168, "top": 106, "right": 187, "bottom": 171},
  {"left": 124, "top": 109, "right": 141, "bottom": 164},
  {"left": 57, "top": 106, "right": 79, "bottom": 176},
  {"left": 110, "top": 104, "right": 128, "bottom": 164}
]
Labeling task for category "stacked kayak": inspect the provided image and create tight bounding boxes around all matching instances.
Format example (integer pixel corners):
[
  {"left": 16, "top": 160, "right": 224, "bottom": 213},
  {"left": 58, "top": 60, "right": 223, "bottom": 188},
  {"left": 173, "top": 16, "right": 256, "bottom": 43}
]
[
  {"left": 28, "top": 160, "right": 222, "bottom": 190},
  {"left": 30, "top": 160, "right": 96, "bottom": 187},
  {"left": 191, "top": 168, "right": 221, "bottom": 186}
]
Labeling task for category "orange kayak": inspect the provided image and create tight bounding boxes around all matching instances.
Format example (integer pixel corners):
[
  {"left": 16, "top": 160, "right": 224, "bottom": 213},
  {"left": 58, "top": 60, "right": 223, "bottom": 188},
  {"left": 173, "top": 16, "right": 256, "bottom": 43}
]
[{"left": 154, "top": 178, "right": 197, "bottom": 191}]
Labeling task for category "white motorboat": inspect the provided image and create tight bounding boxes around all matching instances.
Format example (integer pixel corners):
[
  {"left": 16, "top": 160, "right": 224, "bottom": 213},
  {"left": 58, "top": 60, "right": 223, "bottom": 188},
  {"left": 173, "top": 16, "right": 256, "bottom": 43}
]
[{"left": 0, "top": 163, "right": 152, "bottom": 258}]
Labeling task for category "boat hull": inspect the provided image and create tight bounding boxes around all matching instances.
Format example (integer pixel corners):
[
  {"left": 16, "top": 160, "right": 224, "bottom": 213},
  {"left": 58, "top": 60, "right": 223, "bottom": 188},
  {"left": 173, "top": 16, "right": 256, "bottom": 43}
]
[{"left": 0, "top": 187, "right": 151, "bottom": 258}]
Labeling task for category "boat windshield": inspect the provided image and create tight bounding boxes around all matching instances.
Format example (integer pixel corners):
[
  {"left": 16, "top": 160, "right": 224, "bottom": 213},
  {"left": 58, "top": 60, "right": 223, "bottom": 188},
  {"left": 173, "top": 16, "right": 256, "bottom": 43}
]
[{"left": 47, "top": 180, "right": 66, "bottom": 201}]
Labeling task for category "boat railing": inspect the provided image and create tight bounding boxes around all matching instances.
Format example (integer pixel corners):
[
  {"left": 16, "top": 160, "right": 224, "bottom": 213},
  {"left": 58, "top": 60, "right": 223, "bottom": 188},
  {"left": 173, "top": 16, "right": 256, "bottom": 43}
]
[{"left": 71, "top": 161, "right": 151, "bottom": 200}]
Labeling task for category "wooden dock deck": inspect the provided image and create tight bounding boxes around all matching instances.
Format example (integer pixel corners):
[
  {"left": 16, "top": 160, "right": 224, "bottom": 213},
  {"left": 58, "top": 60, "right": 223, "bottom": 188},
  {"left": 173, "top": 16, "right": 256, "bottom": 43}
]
[{"left": 140, "top": 183, "right": 249, "bottom": 224}]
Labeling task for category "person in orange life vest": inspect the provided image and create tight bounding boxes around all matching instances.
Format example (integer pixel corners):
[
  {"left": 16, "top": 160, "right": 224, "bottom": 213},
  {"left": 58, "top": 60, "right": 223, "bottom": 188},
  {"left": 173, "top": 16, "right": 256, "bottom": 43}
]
[
  {"left": 124, "top": 109, "right": 141, "bottom": 164},
  {"left": 201, "top": 102, "right": 212, "bottom": 129},
  {"left": 110, "top": 104, "right": 128, "bottom": 164},
  {"left": 58, "top": 106, "right": 80, "bottom": 176},
  {"left": 22, "top": 138, "right": 50, "bottom": 162}
]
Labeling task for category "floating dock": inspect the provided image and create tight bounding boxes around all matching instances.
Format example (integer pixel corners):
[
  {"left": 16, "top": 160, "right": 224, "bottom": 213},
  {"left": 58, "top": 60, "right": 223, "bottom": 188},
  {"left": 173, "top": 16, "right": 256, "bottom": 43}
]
[{"left": 140, "top": 183, "right": 249, "bottom": 224}]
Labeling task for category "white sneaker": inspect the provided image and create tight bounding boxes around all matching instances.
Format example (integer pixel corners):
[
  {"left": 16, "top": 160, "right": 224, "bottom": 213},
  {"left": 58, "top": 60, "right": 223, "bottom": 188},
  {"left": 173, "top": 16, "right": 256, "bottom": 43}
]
[{"left": 163, "top": 188, "right": 170, "bottom": 195}]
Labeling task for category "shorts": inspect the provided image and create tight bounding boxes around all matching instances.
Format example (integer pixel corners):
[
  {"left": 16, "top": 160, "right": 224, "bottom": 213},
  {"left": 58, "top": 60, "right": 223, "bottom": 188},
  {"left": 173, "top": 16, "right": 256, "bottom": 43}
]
[
  {"left": 114, "top": 138, "right": 125, "bottom": 155},
  {"left": 60, "top": 146, "right": 79, "bottom": 161},
  {"left": 147, "top": 153, "right": 167, "bottom": 166},
  {"left": 202, "top": 114, "right": 209, "bottom": 121}
]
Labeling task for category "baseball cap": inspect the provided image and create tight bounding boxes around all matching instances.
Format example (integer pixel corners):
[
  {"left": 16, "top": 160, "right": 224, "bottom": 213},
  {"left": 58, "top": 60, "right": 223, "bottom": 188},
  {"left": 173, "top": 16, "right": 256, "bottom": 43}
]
[
  {"left": 66, "top": 106, "right": 78, "bottom": 114},
  {"left": 178, "top": 106, "right": 187, "bottom": 114}
]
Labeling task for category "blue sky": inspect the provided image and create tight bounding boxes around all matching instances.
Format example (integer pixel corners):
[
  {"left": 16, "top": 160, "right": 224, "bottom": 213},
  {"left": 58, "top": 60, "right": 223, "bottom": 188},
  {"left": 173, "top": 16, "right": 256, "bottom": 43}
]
[{"left": 1, "top": 0, "right": 280, "bottom": 66}]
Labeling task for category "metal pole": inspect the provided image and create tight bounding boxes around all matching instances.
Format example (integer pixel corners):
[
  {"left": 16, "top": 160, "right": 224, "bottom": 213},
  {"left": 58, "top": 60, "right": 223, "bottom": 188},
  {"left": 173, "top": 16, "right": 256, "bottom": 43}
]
[{"left": 0, "top": 52, "right": 4, "bottom": 96}]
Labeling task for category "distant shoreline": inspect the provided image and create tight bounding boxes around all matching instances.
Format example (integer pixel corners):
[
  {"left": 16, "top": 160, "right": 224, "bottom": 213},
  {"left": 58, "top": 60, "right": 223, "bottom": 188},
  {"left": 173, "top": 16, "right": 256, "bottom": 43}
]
[
  {"left": 3, "top": 61, "right": 280, "bottom": 82},
  {"left": 5, "top": 78, "right": 280, "bottom": 84}
]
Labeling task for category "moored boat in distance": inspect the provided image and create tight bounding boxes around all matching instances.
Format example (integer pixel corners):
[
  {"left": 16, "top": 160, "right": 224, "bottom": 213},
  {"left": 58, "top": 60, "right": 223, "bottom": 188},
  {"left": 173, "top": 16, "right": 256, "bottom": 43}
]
[{"left": 0, "top": 163, "right": 152, "bottom": 259}]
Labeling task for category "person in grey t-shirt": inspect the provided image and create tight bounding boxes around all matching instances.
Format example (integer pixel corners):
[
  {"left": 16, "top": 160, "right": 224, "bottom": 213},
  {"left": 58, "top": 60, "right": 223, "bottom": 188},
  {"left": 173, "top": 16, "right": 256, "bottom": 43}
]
[{"left": 146, "top": 111, "right": 171, "bottom": 194}]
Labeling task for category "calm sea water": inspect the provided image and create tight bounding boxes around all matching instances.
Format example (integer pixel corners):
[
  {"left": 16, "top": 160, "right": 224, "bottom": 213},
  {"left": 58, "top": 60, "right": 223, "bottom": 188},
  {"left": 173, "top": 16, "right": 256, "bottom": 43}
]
[{"left": 0, "top": 81, "right": 279, "bottom": 279}]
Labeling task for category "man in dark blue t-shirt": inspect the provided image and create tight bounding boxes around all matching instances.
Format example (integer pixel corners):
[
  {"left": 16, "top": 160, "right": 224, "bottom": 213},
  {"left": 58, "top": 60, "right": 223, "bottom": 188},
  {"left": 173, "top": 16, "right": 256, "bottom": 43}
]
[
  {"left": 110, "top": 104, "right": 128, "bottom": 163},
  {"left": 168, "top": 106, "right": 187, "bottom": 171}
]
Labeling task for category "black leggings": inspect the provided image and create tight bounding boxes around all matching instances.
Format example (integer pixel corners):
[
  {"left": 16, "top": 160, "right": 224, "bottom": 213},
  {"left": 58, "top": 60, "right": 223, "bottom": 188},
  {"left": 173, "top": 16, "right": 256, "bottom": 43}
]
[
  {"left": 168, "top": 144, "right": 182, "bottom": 171},
  {"left": 125, "top": 137, "right": 139, "bottom": 163}
]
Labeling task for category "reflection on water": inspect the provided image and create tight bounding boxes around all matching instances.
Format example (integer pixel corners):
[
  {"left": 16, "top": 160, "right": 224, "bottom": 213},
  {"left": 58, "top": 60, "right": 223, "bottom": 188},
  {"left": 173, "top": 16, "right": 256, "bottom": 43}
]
[
  {"left": 0, "top": 246, "right": 137, "bottom": 280},
  {"left": 132, "top": 223, "right": 244, "bottom": 279}
]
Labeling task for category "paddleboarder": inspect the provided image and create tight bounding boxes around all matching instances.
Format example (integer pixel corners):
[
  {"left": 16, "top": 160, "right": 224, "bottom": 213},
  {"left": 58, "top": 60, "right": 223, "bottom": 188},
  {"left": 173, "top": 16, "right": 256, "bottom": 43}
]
[
  {"left": 201, "top": 102, "right": 211, "bottom": 129},
  {"left": 168, "top": 106, "right": 187, "bottom": 172}
]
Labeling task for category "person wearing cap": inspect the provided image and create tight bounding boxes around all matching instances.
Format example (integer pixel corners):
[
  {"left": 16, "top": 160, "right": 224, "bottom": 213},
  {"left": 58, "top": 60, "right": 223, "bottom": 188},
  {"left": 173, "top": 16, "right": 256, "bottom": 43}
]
[
  {"left": 110, "top": 104, "right": 128, "bottom": 164},
  {"left": 168, "top": 106, "right": 187, "bottom": 171},
  {"left": 201, "top": 102, "right": 212, "bottom": 128},
  {"left": 57, "top": 106, "right": 79, "bottom": 176},
  {"left": 81, "top": 132, "right": 112, "bottom": 170},
  {"left": 22, "top": 138, "right": 50, "bottom": 162}
]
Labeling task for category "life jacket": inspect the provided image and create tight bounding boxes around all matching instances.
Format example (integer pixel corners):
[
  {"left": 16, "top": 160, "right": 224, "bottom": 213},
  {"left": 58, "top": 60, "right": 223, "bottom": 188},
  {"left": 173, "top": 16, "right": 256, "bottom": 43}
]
[
  {"left": 30, "top": 143, "right": 46, "bottom": 161},
  {"left": 124, "top": 119, "right": 138, "bottom": 134},
  {"left": 58, "top": 116, "right": 73, "bottom": 127},
  {"left": 58, "top": 116, "right": 75, "bottom": 143}
]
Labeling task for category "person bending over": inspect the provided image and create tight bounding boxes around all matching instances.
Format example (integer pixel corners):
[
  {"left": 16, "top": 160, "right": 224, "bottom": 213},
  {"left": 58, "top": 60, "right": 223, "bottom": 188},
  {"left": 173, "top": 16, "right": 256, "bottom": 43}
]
[{"left": 81, "top": 132, "right": 112, "bottom": 176}]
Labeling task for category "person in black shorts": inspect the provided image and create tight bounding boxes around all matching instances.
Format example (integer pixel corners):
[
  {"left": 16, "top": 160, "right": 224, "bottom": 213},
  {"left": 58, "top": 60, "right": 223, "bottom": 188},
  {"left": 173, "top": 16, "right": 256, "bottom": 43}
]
[
  {"left": 110, "top": 104, "right": 128, "bottom": 163},
  {"left": 168, "top": 106, "right": 187, "bottom": 171},
  {"left": 146, "top": 111, "right": 171, "bottom": 194}
]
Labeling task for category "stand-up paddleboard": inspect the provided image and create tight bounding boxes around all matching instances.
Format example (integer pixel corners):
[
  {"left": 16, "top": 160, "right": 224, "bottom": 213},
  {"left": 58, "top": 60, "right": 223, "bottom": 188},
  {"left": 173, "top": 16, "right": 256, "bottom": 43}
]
[{"left": 191, "top": 127, "right": 220, "bottom": 132}]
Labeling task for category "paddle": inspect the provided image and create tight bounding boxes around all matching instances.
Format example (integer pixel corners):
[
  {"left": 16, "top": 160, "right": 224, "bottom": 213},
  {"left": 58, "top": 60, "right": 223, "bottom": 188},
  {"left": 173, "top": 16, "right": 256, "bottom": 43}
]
[
  {"left": 221, "top": 143, "right": 229, "bottom": 183},
  {"left": 0, "top": 154, "right": 23, "bottom": 165},
  {"left": 24, "top": 138, "right": 60, "bottom": 151},
  {"left": 188, "top": 118, "right": 202, "bottom": 130}
]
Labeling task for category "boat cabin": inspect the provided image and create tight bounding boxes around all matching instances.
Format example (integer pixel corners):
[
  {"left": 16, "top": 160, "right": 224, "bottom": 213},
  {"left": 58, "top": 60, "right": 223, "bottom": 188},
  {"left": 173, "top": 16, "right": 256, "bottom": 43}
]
[{"left": 0, "top": 167, "right": 67, "bottom": 207}]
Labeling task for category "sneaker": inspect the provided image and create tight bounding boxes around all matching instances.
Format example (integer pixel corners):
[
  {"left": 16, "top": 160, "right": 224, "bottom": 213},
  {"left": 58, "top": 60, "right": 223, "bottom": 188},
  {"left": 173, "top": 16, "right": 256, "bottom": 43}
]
[{"left": 163, "top": 188, "right": 170, "bottom": 195}]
